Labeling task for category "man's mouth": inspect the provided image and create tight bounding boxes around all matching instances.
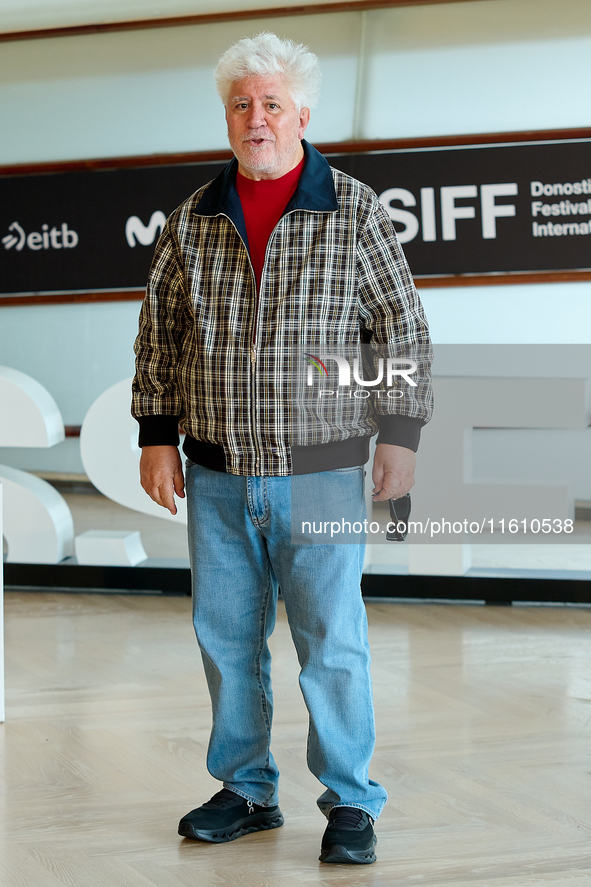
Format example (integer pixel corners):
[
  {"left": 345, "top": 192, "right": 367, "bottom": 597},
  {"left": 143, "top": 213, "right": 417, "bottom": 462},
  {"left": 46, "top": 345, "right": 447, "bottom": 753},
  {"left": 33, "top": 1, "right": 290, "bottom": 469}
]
[{"left": 243, "top": 136, "right": 273, "bottom": 147}]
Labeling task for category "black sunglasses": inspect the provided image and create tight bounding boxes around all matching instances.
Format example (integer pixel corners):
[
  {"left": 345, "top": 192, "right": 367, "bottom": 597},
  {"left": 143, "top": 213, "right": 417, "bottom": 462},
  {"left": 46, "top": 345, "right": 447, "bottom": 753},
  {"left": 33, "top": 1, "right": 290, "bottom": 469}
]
[{"left": 386, "top": 493, "right": 411, "bottom": 542}]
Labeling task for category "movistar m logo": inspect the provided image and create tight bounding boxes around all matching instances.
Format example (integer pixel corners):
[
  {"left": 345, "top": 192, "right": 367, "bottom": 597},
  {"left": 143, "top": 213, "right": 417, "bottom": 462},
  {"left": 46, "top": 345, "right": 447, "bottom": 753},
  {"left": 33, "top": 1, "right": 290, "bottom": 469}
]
[{"left": 125, "top": 211, "right": 166, "bottom": 247}]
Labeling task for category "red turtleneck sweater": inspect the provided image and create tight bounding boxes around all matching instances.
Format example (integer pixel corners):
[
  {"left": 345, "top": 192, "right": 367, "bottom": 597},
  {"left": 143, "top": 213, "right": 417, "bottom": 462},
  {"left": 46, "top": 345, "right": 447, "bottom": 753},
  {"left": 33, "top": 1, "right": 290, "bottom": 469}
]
[{"left": 236, "top": 158, "right": 304, "bottom": 291}]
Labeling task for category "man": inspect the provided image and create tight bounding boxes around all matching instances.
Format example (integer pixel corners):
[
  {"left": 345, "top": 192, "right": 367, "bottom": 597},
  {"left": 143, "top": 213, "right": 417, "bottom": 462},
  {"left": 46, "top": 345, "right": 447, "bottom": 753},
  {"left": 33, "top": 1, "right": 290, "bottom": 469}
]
[{"left": 132, "top": 32, "right": 432, "bottom": 865}]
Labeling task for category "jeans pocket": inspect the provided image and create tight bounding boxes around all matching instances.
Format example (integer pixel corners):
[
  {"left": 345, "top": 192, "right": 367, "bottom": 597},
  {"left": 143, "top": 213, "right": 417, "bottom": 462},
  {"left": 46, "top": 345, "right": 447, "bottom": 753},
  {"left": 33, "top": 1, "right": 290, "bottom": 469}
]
[{"left": 330, "top": 465, "right": 364, "bottom": 473}]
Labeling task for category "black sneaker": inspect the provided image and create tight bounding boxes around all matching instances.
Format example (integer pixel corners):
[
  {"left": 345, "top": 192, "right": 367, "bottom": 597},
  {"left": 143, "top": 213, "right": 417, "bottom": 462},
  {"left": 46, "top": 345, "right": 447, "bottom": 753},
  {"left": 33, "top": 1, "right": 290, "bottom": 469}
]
[
  {"left": 319, "top": 806, "right": 377, "bottom": 864},
  {"left": 178, "top": 788, "right": 284, "bottom": 843}
]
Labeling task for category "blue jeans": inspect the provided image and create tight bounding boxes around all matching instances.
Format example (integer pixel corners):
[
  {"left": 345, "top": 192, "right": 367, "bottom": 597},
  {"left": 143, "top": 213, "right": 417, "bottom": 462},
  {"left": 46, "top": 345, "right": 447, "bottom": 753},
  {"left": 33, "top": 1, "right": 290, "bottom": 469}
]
[{"left": 185, "top": 462, "right": 387, "bottom": 820}]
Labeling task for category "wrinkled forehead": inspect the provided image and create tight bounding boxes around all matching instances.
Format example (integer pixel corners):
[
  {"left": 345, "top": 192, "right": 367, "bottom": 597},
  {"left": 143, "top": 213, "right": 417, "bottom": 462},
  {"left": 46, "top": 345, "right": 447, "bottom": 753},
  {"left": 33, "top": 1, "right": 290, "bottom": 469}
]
[{"left": 227, "top": 74, "right": 293, "bottom": 104}]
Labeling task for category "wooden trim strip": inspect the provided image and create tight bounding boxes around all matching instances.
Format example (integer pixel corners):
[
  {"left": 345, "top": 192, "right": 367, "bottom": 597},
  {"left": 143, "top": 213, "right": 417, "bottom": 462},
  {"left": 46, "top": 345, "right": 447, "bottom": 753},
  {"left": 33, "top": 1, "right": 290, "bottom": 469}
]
[
  {"left": 0, "top": 0, "right": 480, "bottom": 44},
  {"left": 2, "top": 127, "right": 590, "bottom": 178},
  {"left": 0, "top": 291, "right": 145, "bottom": 307},
  {"left": 319, "top": 129, "right": 591, "bottom": 152},
  {"left": 0, "top": 150, "right": 234, "bottom": 178},
  {"left": 415, "top": 271, "right": 591, "bottom": 288}
]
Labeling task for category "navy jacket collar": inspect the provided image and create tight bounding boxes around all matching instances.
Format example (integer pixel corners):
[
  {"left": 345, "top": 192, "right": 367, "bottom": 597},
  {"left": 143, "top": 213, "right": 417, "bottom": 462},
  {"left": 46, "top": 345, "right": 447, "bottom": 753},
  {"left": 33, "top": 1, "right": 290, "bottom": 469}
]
[{"left": 194, "top": 140, "right": 339, "bottom": 222}]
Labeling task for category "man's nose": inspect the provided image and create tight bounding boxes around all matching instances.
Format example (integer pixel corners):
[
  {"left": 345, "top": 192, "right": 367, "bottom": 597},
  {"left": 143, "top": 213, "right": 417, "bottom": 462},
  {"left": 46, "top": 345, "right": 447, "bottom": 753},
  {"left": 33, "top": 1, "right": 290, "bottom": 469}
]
[{"left": 246, "top": 104, "right": 266, "bottom": 128}]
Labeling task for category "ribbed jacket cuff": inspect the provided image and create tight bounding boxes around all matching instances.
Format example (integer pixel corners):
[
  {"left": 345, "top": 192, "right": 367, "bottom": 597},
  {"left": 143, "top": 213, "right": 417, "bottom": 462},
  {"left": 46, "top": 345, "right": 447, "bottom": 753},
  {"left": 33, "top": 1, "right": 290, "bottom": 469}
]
[
  {"left": 136, "top": 415, "right": 180, "bottom": 448},
  {"left": 376, "top": 414, "right": 425, "bottom": 452}
]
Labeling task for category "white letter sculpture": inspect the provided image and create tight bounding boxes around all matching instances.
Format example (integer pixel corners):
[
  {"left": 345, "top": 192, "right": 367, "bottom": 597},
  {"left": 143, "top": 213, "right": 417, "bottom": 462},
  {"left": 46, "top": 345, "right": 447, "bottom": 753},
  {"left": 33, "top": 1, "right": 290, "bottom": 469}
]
[
  {"left": 0, "top": 366, "right": 74, "bottom": 562},
  {"left": 80, "top": 378, "right": 187, "bottom": 524}
]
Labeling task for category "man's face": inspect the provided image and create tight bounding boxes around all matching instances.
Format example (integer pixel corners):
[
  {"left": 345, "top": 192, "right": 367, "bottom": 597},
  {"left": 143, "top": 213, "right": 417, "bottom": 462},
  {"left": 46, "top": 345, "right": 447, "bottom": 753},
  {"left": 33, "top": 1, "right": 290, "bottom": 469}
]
[{"left": 225, "top": 74, "right": 310, "bottom": 180}]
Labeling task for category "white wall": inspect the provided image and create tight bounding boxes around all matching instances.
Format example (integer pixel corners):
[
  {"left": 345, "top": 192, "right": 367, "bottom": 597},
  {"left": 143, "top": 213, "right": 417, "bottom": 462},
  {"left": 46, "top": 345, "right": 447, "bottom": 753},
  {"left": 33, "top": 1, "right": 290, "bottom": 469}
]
[
  {"left": 419, "top": 281, "right": 591, "bottom": 345},
  {"left": 362, "top": 0, "right": 591, "bottom": 138},
  {"left": 1, "top": 0, "right": 590, "bottom": 474},
  {"left": 0, "top": 13, "right": 360, "bottom": 163},
  {"left": 0, "top": 301, "right": 139, "bottom": 473},
  {"left": 3, "top": 1, "right": 591, "bottom": 164},
  {"left": 0, "top": 0, "right": 351, "bottom": 33}
]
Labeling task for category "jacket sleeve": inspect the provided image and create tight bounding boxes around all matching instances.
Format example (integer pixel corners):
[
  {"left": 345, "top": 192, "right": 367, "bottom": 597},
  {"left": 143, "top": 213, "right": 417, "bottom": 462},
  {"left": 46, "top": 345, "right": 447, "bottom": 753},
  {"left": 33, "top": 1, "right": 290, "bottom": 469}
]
[
  {"left": 356, "top": 197, "right": 433, "bottom": 452},
  {"left": 131, "top": 218, "right": 189, "bottom": 447}
]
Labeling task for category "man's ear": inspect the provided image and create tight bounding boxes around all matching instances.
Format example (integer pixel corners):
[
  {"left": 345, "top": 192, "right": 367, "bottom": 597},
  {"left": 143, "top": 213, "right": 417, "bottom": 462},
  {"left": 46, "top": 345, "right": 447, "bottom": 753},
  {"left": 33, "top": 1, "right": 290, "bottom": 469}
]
[{"left": 298, "top": 107, "right": 311, "bottom": 139}]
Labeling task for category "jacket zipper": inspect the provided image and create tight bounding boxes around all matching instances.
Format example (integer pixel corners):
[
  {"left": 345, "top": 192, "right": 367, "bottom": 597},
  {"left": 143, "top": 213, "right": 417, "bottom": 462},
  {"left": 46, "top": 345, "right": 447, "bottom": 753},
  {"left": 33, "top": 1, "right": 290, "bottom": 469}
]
[
  {"left": 220, "top": 209, "right": 324, "bottom": 475},
  {"left": 217, "top": 213, "right": 263, "bottom": 474}
]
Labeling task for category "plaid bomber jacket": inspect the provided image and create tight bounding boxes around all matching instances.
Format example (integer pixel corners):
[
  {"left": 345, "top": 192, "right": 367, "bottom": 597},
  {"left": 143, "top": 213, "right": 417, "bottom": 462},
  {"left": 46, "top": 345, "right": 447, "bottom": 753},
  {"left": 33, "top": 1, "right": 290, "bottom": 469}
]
[{"left": 132, "top": 140, "right": 433, "bottom": 477}]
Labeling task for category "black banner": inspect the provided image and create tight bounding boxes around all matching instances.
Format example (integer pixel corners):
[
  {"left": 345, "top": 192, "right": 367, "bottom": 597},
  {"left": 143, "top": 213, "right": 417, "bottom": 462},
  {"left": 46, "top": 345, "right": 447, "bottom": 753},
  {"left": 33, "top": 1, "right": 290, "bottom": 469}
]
[
  {"left": 1, "top": 137, "right": 590, "bottom": 298},
  {"left": 0, "top": 161, "right": 226, "bottom": 297}
]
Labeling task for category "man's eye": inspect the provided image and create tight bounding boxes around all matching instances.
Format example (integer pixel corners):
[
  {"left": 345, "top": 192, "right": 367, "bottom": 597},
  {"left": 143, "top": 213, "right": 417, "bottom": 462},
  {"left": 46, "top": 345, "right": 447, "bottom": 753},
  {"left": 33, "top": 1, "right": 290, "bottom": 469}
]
[{"left": 268, "top": 103, "right": 279, "bottom": 110}]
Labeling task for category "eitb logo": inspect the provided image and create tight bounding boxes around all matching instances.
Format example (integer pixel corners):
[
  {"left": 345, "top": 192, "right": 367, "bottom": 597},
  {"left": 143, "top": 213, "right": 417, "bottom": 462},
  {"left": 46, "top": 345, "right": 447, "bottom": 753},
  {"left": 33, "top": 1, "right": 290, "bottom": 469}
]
[{"left": 2, "top": 220, "right": 79, "bottom": 251}]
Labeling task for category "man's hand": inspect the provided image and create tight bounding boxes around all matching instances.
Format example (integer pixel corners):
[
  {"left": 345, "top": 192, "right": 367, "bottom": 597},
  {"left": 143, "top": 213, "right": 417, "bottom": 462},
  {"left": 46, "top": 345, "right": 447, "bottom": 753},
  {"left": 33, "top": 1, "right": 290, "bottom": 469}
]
[
  {"left": 139, "top": 445, "right": 185, "bottom": 515},
  {"left": 372, "top": 443, "right": 415, "bottom": 502}
]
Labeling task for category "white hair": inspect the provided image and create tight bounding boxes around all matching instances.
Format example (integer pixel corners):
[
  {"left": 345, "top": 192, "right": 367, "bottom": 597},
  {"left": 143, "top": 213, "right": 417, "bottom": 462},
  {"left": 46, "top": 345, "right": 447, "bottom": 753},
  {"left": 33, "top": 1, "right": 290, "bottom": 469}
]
[{"left": 214, "top": 32, "right": 321, "bottom": 111}]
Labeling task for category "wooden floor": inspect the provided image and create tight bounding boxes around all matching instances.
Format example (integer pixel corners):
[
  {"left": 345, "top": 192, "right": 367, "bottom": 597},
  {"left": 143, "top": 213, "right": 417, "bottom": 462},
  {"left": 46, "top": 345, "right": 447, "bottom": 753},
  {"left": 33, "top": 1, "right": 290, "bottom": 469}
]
[{"left": 1, "top": 592, "right": 591, "bottom": 886}]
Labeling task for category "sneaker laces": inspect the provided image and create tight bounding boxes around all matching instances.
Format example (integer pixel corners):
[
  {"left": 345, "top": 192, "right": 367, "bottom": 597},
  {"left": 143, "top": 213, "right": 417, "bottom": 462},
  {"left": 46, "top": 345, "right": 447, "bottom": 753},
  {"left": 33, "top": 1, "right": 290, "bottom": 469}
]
[
  {"left": 329, "top": 807, "right": 367, "bottom": 829},
  {"left": 204, "top": 788, "right": 241, "bottom": 808}
]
